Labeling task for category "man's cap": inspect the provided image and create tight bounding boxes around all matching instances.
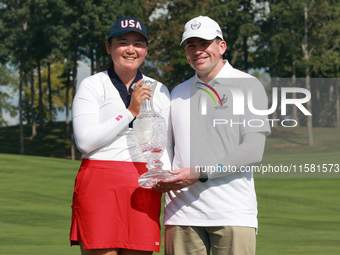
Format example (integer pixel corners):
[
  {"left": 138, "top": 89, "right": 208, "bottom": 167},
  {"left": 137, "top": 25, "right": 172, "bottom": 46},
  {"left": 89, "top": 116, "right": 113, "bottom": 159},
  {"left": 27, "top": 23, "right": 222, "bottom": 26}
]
[
  {"left": 108, "top": 17, "right": 149, "bottom": 41},
  {"left": 180, "top": 16, "right": 224, "bottom": 45}
]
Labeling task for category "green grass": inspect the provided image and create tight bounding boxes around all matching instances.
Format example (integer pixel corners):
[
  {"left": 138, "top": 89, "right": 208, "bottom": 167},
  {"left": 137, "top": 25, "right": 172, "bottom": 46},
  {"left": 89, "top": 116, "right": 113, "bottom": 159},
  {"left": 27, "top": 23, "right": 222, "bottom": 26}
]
[
  {"left": 1, "top": 154, "right": 339, "bottom": 254},
  {"left": 0, "top": 125, "right": 340, "bottom": 254},
  {"left": 264, "top": 126, "right": 340, "bottom": 155},
  {"left": 255, "top": 178, "right": 340, "bottom": 254},
  {"left": 0, "top": 154, "right": 80, "bottom": 254},
  {"left": 253, "top": 126, "right": 340, "bottom": 254}
]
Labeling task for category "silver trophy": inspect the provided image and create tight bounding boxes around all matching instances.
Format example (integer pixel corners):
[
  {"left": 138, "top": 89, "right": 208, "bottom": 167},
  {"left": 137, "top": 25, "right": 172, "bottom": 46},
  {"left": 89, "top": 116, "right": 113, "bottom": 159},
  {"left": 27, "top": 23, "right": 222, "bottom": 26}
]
[{"left": 133, "top": 80, "right": 173, "bottom": 188}]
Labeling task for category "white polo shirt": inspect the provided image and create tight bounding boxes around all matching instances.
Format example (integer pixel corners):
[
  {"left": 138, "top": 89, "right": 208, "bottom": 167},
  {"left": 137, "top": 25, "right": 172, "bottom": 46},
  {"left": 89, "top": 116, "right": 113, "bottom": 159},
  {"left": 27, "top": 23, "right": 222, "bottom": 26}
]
[
  {"left": 164, "top": 61, "right": 270, "bottom": 228},
  {"left": 72, "top": 70, "right": 172, "bottom": 170}
]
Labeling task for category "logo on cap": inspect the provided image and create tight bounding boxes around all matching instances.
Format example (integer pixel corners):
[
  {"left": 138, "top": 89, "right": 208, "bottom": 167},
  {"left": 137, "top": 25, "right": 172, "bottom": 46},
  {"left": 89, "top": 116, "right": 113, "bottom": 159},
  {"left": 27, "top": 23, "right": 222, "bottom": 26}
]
[
  {"left": 191, "top": 20, "right": 201, "bottom": 30},
  {"left": 120, "top": 19, "right": 143, "bottom": 31}
]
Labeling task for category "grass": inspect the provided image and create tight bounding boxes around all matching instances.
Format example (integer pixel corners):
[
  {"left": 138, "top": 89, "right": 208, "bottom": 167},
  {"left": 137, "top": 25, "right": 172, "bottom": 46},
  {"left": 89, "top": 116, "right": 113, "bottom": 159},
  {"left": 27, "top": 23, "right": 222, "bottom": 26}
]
[
  {"left": 254, "top": 126, "right": 340, "bottom": 254},
  {"left": 0, "top": 124, "right": 340, "bottom": 254},
  {"left": 0, "top": 154, "right": 80, "bottom": 254},
  {"left": 255, "top": 178, "right": 340, "bottom": 254},
  {"left": 264, "top": 126, "right": 340, "bottom": 155}
]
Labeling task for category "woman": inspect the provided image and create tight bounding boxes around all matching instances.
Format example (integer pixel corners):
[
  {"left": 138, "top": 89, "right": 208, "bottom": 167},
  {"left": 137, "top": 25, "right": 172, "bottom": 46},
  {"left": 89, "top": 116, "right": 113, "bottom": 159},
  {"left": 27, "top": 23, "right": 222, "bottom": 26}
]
[{"left": 69, "top": 17, "right": 172, "bottom": 255}]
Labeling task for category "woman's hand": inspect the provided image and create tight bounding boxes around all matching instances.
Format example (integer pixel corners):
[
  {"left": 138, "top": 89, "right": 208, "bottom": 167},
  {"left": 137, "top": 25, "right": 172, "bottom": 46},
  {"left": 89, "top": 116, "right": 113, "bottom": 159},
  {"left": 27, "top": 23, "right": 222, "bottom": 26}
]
[{"left": 128, "top": 79, "right": 152, "bottom": 117}]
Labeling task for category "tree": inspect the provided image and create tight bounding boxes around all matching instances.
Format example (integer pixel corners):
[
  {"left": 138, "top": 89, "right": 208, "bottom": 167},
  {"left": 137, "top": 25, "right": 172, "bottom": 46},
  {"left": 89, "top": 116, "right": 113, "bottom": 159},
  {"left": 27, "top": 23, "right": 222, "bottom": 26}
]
[
  {"left": 0, "top": 64, "right": 18, "bottom": 127},
  {"left": 300, "top": 0, "right": 339, "bottom": 144},
  {"left": 28, "top": 0, "right": 67, "bottom": 128},
  {"left": 258, "top": 1, "right": 303, "bottom": 129},
  {"left": 144, "top": 0, "right": 213, "bottom": 89},
  {"left": 218, "top": 0, "right": 264, "bottom": 72},
  {"left": 1, "top": 0, "right": 339, "bottom": 158},
  {"left": 258, "top": 0, "right": 339, "bottom": 136},
  {"left": 0, "top": 0, "right": 32, "bottom": 154}
]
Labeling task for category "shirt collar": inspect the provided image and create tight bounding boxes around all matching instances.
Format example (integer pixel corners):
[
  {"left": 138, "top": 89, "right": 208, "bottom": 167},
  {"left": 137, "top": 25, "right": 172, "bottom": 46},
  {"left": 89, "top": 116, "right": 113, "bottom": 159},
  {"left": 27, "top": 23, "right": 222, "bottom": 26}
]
[
  {"left": 108, "top": 64, "right": 143, "bottom": 95},
  {"left": 107, "top": 64, "right": 143, "bottom": 129},
  {"left": 108, "top": 64, "right": 143, "bottom": 107},
  {"left": 193, "top": 60, "right": 233, "bottom": 85}
]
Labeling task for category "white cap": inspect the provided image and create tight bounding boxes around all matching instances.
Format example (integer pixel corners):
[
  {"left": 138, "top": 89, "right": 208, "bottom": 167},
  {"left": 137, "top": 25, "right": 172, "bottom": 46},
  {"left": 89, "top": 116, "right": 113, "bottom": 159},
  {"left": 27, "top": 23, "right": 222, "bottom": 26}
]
[{"left": 180, "top": 16, "right": 224, "bottom": 45}]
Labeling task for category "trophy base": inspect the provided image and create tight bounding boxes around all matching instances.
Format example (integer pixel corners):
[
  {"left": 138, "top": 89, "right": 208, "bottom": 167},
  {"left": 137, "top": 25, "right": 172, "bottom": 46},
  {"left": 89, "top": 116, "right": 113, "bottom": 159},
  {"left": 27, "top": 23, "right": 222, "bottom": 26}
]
[{"left": 138, "top": 170, "right": 173, "bottom": 189}]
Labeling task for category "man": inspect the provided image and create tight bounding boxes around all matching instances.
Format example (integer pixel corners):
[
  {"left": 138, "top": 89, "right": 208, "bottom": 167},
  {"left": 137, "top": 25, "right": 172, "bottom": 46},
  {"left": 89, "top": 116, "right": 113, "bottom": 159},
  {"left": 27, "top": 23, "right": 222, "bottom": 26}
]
[{"left": 154, "top": 16, "right": 271, "bottom": 255}]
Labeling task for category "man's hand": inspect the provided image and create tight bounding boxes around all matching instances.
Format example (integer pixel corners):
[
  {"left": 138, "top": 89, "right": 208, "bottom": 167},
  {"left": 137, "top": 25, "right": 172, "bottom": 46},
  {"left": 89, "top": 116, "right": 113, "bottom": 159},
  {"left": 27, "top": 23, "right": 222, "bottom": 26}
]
[{"left": 153, "top": 168, "right": 200, "bottom": 193}]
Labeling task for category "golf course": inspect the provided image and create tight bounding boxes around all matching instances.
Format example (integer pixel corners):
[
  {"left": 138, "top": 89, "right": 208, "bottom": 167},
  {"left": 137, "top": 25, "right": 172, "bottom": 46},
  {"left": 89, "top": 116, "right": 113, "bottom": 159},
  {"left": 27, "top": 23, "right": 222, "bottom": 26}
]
[{"left": 0, "top": 125, "right": 339, "bottom": 254}]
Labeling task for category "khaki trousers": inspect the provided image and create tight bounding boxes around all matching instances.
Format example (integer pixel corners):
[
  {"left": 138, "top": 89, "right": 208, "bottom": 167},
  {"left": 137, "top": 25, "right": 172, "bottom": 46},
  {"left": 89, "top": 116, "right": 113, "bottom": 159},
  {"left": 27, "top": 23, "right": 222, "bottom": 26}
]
[{"left": 165, "top": 225, "right": 256, "bottom": 255}]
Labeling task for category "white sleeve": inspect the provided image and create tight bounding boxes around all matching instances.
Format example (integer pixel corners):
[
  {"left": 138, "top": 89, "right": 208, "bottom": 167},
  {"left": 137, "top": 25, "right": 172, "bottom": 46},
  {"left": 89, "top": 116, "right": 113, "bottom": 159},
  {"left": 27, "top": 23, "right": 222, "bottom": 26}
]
[
  {"left": 72, "top": 80, "right": 134, "bottom": 154},
  {"left": 207, "top": 132, "right": 266, "bottom": 179}
]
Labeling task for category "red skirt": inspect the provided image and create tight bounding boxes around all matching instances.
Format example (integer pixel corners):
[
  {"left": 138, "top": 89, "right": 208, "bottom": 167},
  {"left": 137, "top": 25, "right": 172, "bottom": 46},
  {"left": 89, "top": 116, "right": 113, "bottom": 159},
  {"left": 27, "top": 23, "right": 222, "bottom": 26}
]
[{"left": 70, "top": 159, "right": 162, "bottom": 252}]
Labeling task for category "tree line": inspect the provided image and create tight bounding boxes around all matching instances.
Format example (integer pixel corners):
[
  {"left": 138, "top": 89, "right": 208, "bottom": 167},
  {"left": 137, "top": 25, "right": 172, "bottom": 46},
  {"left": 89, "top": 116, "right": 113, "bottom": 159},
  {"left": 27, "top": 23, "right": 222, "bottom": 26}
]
[{"left": 0, "top": 0, "right": 339, "bottom": 158}]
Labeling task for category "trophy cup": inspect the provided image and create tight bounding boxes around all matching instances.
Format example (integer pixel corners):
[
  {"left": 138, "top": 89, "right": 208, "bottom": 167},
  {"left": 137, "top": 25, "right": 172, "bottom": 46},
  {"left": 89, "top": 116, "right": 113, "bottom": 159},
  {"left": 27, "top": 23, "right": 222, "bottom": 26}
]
[{"left": 133, "top": 80, "right": 173, "bottom": 188}]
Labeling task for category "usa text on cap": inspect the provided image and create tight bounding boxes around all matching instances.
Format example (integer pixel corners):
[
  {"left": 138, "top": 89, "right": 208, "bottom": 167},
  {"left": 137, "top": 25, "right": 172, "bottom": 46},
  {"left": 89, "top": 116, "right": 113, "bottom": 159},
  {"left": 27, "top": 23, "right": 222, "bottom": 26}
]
[{"left": 108, "top": 17, "right": 149, "bottom": 41}]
